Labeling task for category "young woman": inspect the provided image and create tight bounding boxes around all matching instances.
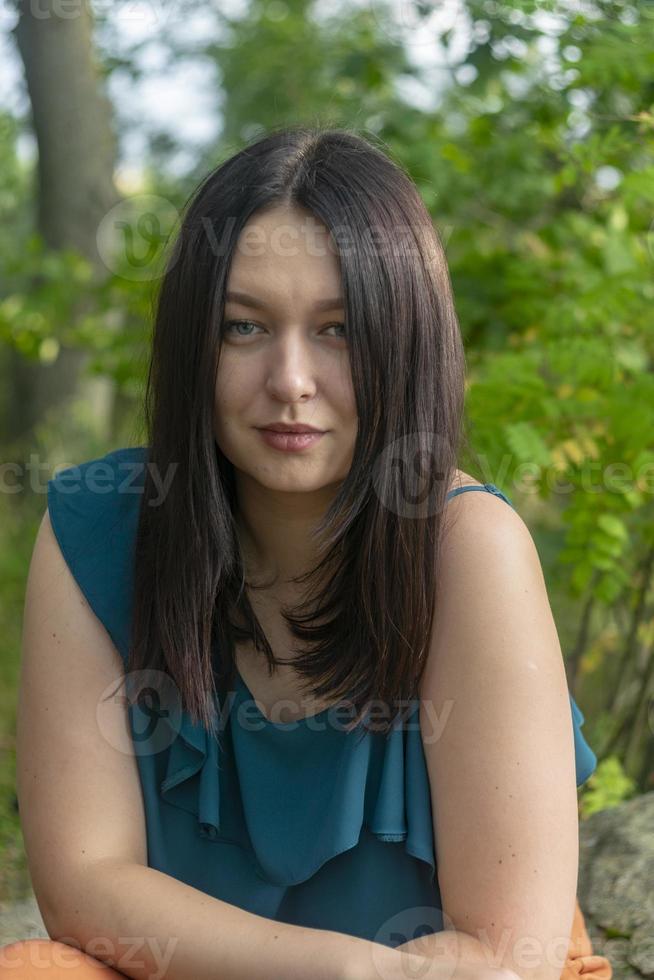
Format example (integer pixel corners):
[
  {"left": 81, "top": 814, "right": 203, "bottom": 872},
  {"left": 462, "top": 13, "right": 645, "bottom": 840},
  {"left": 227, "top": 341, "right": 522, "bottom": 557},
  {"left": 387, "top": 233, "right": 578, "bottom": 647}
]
[{"left": 9, "top": 126, "right": 612, "bottom": 980}]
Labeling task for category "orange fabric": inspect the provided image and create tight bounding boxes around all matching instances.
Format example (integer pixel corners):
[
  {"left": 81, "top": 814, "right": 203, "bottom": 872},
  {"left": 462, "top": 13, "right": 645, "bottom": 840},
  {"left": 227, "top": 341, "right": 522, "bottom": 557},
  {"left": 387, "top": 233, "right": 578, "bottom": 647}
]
[
  {"left": 0, "top": 939, "right": 126, "bottom": 977},
  {"left": 561, "top": 899, "right": 612, "bottom": 980}
]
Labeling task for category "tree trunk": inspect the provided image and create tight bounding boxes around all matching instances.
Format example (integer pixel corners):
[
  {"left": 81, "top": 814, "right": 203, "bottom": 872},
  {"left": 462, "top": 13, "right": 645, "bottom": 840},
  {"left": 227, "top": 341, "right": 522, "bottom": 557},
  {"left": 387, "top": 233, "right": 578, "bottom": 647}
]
[{"left": 8, "top": 0, "right": 121, "bottom": 444}]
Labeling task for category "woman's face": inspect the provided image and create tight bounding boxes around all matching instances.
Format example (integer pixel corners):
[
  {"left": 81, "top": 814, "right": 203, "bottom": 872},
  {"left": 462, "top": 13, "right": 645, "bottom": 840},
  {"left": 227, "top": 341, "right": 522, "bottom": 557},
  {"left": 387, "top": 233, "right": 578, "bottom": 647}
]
[{"left": 213, "top": 204, "right": 358, "bottom": 496}]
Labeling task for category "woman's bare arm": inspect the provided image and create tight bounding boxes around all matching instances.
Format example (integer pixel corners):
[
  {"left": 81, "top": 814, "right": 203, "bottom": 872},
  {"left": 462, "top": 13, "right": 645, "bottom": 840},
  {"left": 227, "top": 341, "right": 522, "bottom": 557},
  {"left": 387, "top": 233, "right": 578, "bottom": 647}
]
[
  {"left": 418, "top": 490, "right": 580, "bottom": 980},
  {"left": 16, "top": 510, "right": 372, "bottom": 980},
  {"left": 47, "top": 856, "right": 373, "bottom": 980}
]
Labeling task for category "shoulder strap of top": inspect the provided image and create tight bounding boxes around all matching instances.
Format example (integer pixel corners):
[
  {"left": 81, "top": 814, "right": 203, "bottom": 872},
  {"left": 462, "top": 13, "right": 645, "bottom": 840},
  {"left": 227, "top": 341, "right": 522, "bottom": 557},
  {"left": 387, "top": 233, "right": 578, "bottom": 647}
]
[{"left": 445, "top": 483, "right": 514, "bottom": 509}]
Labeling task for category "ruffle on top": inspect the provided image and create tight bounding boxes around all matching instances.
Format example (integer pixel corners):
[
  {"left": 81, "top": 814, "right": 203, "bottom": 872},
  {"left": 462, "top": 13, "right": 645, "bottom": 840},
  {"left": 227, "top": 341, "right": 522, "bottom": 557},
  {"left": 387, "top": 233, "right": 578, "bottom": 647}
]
[
  {"left": 156, "top": 680, "right": 597, "bottom": 887},
  {"left": 47, "top": 447, "right": 599, "bottom": 889},
  {"left": 156, "top": 691, "right": 437, "bottom": 886}
]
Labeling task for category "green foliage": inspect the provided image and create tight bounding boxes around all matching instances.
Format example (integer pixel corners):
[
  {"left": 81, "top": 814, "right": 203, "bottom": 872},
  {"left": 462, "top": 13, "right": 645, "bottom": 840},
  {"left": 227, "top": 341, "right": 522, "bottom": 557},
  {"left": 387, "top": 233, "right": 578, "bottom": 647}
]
[
  {"left": 0, "top": 226, "right": 155, "bottom": 394},
  {"left": 202, "top": 0, "right": 415, "bottom": 155},
  {"left": 0, "top": 112, "right": 32, "bottom": 254},
  {"left": 578, "top": 755, "right": 638, "bottom": 819},
  {"left": 0, "top": 483, "right": 42, "bottom": 903},
  {"left": 0, "top": 232, "right": 96, "bottom": 360},
  {"left": 392, "top": 5, "right": 654, "bottom": 701}
]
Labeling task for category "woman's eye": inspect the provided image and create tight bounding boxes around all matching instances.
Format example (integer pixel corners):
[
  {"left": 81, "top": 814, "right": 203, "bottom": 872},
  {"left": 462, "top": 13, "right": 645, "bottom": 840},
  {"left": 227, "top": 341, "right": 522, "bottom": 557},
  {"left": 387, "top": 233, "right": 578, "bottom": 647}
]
[
  {"left": 222, "top": 320, "right": 346, "bottom": 339},
  {"left": 222, "top": 319, "right": 261, "bottom": 337},
  {"left": 324, "top": 322, "right": 347, "bottom": 338}
]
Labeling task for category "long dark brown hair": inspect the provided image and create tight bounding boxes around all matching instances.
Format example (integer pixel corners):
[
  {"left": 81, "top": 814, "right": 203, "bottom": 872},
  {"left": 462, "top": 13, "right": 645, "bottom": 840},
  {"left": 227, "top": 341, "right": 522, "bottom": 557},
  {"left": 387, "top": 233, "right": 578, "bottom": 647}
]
[{"left": 127, "top": 124, "right": 474, "bottom": 745}]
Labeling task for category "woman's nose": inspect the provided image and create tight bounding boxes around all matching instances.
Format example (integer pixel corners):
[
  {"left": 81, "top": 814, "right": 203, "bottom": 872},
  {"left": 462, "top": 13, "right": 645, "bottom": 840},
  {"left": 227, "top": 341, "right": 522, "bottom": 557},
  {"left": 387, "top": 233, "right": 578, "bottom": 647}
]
[{"left": 263, "top": 337, "right": 320, "bottom": 402}]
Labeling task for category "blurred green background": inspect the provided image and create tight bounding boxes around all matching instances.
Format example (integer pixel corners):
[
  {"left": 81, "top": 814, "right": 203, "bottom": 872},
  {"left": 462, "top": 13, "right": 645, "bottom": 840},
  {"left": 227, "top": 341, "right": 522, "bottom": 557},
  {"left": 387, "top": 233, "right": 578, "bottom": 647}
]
[{"left": 1, "top": 0, "right": 653, "bottom": 904}]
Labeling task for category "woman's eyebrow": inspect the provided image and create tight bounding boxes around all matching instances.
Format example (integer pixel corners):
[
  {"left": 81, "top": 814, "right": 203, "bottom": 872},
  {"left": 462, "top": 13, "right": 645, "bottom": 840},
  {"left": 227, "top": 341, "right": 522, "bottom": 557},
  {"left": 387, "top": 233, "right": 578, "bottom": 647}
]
[{"left": 225, "top": 290, "right": 344, "bottom": 312}]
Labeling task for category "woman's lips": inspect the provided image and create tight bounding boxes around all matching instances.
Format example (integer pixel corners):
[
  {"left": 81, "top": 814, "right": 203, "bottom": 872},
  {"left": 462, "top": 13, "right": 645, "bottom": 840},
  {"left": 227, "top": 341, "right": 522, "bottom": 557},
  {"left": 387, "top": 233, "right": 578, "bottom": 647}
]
[{"left": 257, "top": 429, "right": 326, "bottom": 452}]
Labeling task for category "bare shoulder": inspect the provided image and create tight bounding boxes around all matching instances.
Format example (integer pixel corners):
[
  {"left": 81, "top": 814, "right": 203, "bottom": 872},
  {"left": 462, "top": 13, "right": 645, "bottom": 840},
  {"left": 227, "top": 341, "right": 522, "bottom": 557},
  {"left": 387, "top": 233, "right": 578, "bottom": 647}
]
[
  {"left": 447, "top": 467, "right": 485, "bottom": 491},
  {"left": 444, "top": 468, "right": 531, "bottom": 548},
  {"left": 428, "top": 468, "right": 555, "bottom": 690},
  {"left": 433, "top": 468, "right": 547, "bottom": 667}
]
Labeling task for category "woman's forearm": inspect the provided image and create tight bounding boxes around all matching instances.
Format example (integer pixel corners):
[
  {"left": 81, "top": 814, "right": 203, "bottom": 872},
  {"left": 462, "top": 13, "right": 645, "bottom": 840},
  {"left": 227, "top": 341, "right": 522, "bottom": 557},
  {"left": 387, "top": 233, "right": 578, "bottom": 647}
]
[
  {"left": 395, "top": 929, "right": 498, "bottom": 967},
  {"left": 48, "top": 857, "right": 370, "bottom": 980},
  {"left": 394, "top": 929, "right": 562, "bottom": 980}
]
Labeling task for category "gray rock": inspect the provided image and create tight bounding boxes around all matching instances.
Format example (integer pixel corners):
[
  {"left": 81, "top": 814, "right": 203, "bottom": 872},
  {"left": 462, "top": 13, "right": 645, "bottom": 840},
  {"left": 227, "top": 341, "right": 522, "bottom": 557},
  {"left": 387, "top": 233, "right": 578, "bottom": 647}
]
[
  {"left": 0, "top": 892, "right": 48, "bottom": 946},
  {"left": 578, "top": 791, "right": 654, "bottom": 980}
]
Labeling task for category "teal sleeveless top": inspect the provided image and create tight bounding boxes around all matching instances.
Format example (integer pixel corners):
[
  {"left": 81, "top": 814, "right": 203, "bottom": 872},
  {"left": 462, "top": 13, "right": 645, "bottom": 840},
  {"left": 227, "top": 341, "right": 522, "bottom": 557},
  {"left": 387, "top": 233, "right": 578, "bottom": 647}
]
[{"left": 47, "top": 446, "right": 598, "bottom": 948}]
